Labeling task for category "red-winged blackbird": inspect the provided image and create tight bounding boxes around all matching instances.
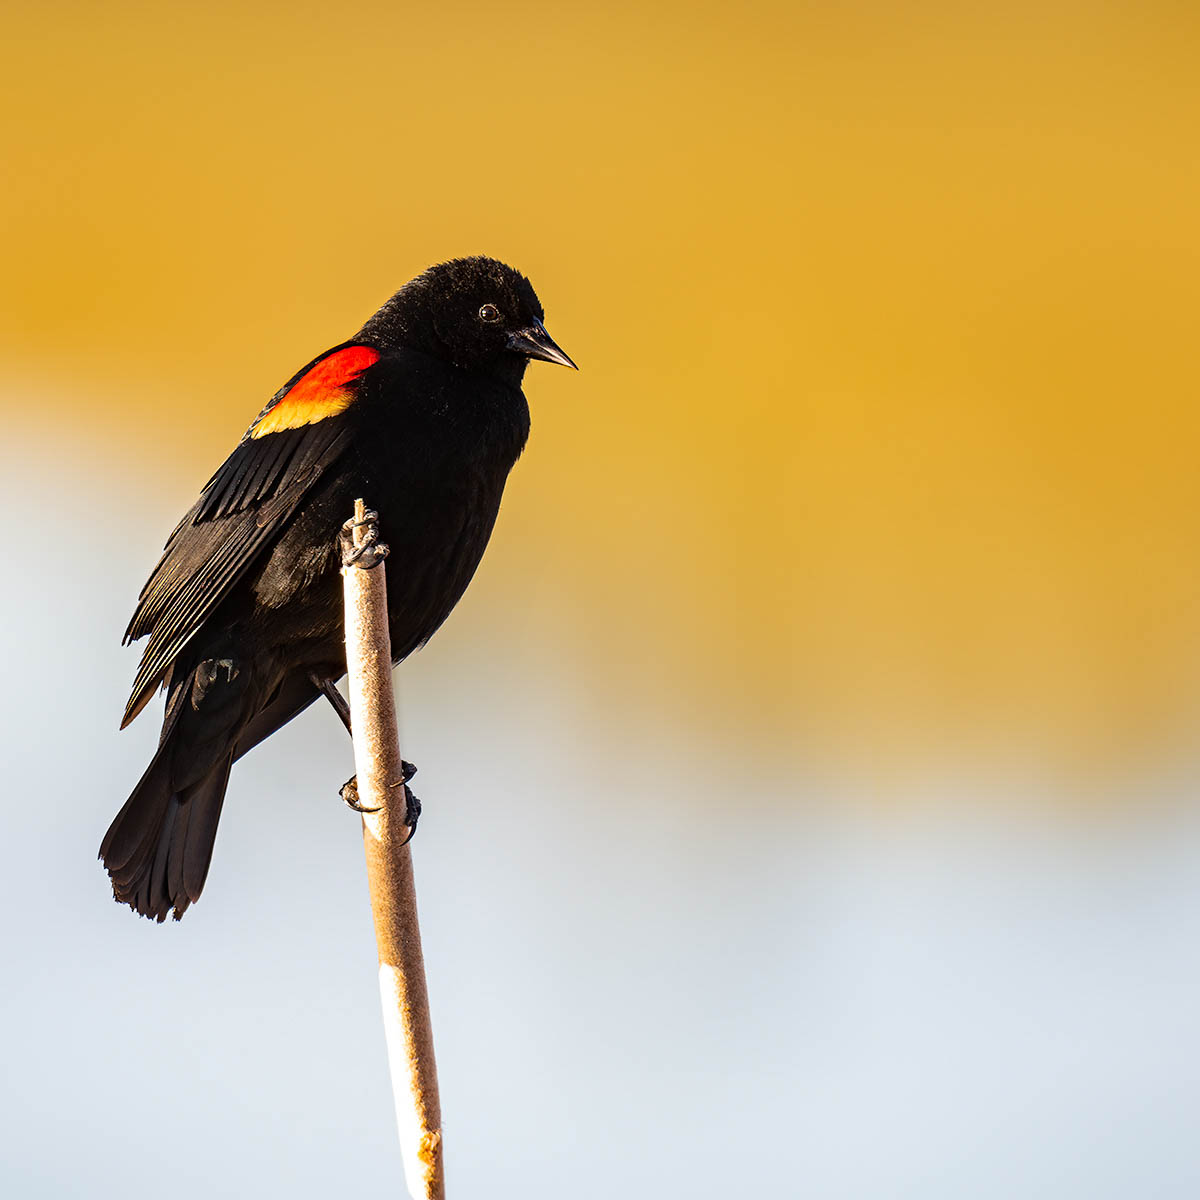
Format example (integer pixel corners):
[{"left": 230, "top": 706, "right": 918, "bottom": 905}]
[{"left": 100, "top": 256, "right": 575, "bottom": 921}]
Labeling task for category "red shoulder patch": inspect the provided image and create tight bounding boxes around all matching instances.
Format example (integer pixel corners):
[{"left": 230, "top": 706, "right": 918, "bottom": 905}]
[{"left": 250, "top": 345, "right": 380, "bottom": 439}]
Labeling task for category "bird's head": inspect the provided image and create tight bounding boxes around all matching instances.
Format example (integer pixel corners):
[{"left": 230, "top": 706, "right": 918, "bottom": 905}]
[{"left": 358, "top": 256, "right": 576, "bottom": 382}]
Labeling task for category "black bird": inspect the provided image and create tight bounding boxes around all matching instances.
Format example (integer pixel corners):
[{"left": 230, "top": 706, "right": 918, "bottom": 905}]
[{"left": 100, "top": 256, "right": 575, "bottom": 921}]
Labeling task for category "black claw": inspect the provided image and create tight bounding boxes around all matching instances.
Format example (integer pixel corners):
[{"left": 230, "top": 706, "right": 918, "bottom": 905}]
[
  {"left": 339, "top": 767, "right": 421, "bottom": 831},
  {"left": 340, "top": 775, "right": 381, "bottom": 814},
  {"left": 339, "top": 512, "right": 389, "bottom": 569},
  {"left": 340, "top": 509, "right": 379, "bottom": 534},
  {"left": 398, "top": 784, "right": 421, "bottom": 846}
]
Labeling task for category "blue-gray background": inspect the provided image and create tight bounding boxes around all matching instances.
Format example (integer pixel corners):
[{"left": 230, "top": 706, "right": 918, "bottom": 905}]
[{"left": 4, "top": 444, "right": 1200, "bottom": 1198}]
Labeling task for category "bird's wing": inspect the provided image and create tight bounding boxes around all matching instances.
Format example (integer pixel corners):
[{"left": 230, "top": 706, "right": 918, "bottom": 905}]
[{"left": 120, "top": 342, "right": 380, "bottom": 727}]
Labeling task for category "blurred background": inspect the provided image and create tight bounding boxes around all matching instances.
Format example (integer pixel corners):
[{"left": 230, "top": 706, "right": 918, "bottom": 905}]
[{"left": 4, "top": 0, "right": 1200, "bottom": 1195}]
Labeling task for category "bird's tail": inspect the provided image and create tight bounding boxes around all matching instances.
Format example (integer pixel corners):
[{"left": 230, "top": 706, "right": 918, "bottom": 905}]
[{"left": 101, "top": 667, "right": 241, "bottom": 921}]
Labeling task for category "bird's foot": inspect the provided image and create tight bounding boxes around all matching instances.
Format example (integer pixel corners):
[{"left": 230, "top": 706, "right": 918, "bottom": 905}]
[
  {"left": 341, "top": 766, "right": 421, "bottom": 838},
  {"left": 396, "top": 780, "right": 422, "bottom": 844},
  {"left": 191, "top": 658, "right": 241, "bottom": 709},
  {"left": 340, "top": 509, "right": 389, "bottom": 569},
  {"left": 340, "top": 774, "right": 380, "bottom": 813}
]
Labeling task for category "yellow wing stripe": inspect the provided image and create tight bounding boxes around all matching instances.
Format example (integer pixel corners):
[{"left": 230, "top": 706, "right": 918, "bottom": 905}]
[
  {"left": 249, "top": 391, "right": 353, "bottom": 438},
  {"left": 248, "top": 345, "right": 380, "bottom": 440}
]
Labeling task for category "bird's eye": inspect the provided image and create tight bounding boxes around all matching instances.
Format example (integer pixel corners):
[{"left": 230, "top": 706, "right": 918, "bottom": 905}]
[{"left": 478, "top": 304, "right": 501, "bottom": 323}]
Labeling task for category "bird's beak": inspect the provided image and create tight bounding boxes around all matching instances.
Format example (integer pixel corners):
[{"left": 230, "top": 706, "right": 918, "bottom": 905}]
[{"left": 507, "top": 318, "right": 578, "bottom": 369}]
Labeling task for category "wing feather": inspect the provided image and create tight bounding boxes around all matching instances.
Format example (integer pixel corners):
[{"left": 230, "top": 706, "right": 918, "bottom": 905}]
[{"left": 121, "top": 343, "right": 379, "bottom": 727}]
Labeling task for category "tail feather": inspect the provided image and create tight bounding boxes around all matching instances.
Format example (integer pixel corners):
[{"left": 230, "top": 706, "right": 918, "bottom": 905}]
[
  {"left": 177, "top": 755, "right": 232, "bottom": 904},
  {"left": 104, "top": 662, "right": 316, "bottom": 921},
  {"left": 100, "top": 748, "right": 174, "bottom": 876},
  {"left": 101, "top": 758, "right": 233, "bottom": 922},
  {"left": 101, "top": 670, "right": 237, "bottom": 922},
  {"left": 145, "top": 794, "right": 181, "bottom": 921}
]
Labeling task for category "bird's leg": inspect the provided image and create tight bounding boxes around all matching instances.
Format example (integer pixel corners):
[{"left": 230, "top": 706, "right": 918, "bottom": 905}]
[
  {"left": 310, "top": 671, "right": 417, "bottom": 774},
  {"left": 339, "top": 508, "right": 389, "bottom": 569},
  {"left": 310, "top": 673, "right": 353, "bottom": 735},
  {"left": 312, "top": 672, "right": 418, "bottom": 818}
]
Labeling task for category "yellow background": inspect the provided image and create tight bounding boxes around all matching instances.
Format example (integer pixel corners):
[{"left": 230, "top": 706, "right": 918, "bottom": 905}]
[{"left": 6, "top": 0, "right": 1200, "bottom": 777}]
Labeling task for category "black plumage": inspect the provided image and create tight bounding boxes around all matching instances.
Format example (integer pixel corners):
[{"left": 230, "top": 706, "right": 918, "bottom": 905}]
[{"left": 100, "top": 256, "right": 575, "bottom": 921}]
